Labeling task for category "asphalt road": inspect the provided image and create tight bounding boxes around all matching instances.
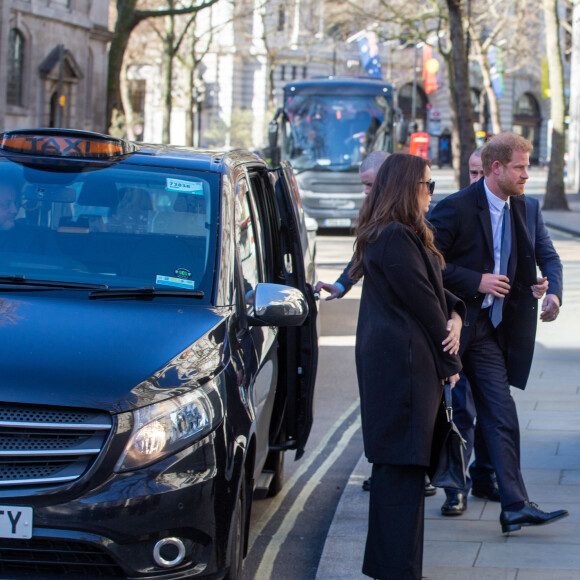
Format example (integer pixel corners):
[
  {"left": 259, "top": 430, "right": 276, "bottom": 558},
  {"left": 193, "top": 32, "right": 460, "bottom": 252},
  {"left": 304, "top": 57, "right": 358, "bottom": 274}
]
[{"left": 242, "top": 232, "right": 362, "bottom": 580}]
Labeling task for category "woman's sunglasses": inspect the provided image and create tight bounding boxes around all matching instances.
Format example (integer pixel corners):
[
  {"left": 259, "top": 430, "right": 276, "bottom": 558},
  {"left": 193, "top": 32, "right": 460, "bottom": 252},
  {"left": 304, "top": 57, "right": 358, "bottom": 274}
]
[{"left": 419, "top": 180, "right": 436, "bottom": 195}]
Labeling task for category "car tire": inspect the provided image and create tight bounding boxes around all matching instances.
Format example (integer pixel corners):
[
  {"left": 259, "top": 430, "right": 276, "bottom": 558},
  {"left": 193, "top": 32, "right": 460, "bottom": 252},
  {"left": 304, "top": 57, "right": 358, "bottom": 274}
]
[
  {"left": 265, "top": 449, "right": 284, "bottom": 498},
  {"left": 225, "top": 466, "right": 247, "bottom": 580}
]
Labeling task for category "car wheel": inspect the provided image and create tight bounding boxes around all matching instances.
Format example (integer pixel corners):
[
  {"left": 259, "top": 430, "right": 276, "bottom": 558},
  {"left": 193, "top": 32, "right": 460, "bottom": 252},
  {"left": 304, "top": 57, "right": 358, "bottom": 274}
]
[
  {"left": 225, "top": 466, "right": 247, "bottom": 580},
  {"left": 265, "top": 449, "right": 284, "bottom": 497}
]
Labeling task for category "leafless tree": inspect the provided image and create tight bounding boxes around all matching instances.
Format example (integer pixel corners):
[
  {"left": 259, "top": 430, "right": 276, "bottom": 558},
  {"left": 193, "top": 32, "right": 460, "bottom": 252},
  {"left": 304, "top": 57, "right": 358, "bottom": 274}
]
[
  {"left": 335, "top": 0, "right": 475, "bottom": 187},
  {"left": 542, "top": 0, "right": 570, "bottom": 210},
  {"left": 107, "top": 0, "right": 220, "bottom": 133},
  {"left": 467, "top": 1, "right": 543, "bottom": 135}
]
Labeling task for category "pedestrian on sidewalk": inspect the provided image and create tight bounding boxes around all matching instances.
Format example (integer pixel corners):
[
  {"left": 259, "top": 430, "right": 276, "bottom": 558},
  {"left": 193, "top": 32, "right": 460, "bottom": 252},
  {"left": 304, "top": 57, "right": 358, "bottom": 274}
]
[
  {"left": 429, "top": 133, "right": 568, "bottom": 533},
  {"left": 437, "top": 146, "right": 564, "bottom": 516},
  {"left": 314, "top": 150, "right": 439, "bottom": 498},
  {"left": 351, "top": 153, "right": 464, "bottom": 580}
]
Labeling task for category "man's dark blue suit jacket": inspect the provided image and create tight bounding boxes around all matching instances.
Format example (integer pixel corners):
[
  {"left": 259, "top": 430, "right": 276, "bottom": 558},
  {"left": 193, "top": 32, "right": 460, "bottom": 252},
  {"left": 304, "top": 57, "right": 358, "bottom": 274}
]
[{"left": 428, "top": 178, "right": 562, "bottom": 389}]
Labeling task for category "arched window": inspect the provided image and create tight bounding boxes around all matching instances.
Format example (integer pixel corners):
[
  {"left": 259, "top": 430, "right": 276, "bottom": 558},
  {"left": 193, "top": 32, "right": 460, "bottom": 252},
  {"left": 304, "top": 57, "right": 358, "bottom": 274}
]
[
  {"left": 514, "top": 93, "right": 540, "bottom": 117},
  {"left": 7, "top": 29, "right": 24, "bottom": 106}
]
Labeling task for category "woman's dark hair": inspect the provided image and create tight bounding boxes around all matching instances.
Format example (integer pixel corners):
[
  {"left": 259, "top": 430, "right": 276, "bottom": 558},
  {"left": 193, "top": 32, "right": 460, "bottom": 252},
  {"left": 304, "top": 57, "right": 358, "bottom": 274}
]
[{"left": 349, "top": 153, "right": 444, "bottom": 280}]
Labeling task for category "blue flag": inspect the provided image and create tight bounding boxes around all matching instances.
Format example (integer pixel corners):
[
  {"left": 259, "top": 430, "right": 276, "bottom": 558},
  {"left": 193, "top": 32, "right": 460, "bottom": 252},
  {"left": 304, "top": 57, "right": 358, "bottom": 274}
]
[{"left": 358, "top": 31, "right": 382, "bottom": 79}]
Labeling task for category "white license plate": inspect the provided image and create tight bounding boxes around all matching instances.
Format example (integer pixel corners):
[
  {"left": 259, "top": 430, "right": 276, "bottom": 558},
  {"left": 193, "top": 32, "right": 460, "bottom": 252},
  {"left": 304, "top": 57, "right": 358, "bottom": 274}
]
[
  {"left": 0, "top": 505, "right": 33, "bottom": 539},
  {"left": 323, "top": 218, "right": 351, "bottom": 227}
]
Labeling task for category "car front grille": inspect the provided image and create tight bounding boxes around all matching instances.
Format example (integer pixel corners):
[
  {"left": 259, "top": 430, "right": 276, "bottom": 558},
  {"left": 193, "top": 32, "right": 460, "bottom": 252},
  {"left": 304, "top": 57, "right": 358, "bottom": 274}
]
[
  {"left": 0, "top": 538, "right": 124, "bottom": 578},
  {"left": 0, "top": 404, "right": 112, "bottom": 487}
]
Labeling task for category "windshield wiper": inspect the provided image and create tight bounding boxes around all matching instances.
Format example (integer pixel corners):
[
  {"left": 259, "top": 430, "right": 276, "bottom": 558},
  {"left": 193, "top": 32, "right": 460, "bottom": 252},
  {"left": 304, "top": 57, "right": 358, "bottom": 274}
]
[
  {"left": 89, "top": 286, "right": 205, "bottom": 300},
  {"left": 0, "top": 276, "right": 109, "bottom": 290}
]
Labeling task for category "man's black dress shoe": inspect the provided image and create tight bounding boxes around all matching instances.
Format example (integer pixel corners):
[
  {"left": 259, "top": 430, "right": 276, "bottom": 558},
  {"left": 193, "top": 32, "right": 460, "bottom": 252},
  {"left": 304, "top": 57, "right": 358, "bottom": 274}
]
[
  {"left": 362, "top": 477, "right": 371, "bottom": 491},
  {"left": 472, "top": 484, "right": 501, "bottom": 502},
  {"left": 500, "top": 502, "right": 569, "bottom": 534},
  {"left": 441, "top": 491, "right": 467, "bottom": 516}
]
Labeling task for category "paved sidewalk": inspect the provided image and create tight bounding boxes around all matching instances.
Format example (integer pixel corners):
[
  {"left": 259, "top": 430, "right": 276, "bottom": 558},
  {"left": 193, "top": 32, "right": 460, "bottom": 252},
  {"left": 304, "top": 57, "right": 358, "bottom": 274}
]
[{"left": 316, "top": 191, "right": 580, "bottom": 580}]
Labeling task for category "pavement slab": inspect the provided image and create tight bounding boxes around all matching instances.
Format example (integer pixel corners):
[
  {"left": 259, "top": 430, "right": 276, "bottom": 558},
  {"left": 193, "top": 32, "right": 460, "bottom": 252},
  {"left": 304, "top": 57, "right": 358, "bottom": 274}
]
[{"left": 315, "top": 184, "right": 580, "bottom": 580}]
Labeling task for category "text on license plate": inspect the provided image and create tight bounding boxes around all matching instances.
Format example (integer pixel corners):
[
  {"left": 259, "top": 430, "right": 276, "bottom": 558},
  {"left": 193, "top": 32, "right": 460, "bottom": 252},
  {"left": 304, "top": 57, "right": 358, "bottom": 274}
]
[
  {"left": 0, "top": 506, "right": 33, "bottom": 539},
  {"left": 323, "top": 218, "right": 351, "bottom": 227}
]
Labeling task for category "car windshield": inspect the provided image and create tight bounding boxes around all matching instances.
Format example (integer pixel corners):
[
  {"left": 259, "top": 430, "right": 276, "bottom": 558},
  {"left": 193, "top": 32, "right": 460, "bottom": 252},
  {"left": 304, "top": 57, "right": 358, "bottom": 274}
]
[
  {"left": 281, "top": 92, "right": 392, "bottom": 172},
  {"left": 0, "top": 157, "right": 219, "bottom": 298}
]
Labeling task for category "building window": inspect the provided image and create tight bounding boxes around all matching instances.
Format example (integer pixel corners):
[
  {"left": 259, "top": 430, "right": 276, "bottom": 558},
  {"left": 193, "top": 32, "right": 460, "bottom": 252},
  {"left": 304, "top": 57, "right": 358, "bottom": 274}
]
[
  {"left": 7, "top": 29, "right": 24, "bottom": 106},
  {"left": 278, "top": 6, "right": 286, "bottom": 31},
  {"left": 514, "top": 93, "right": 540, "bottom": 117}
]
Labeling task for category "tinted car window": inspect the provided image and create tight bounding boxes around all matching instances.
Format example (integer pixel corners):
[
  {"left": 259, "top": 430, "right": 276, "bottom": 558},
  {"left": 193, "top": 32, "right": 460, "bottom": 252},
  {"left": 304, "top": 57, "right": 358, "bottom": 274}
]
[
  {"left": 0, "top": 159, "right": 219, "bottom": 298},
  {"left": 236, "top": 179, "right": 261, "bottom": 313}
]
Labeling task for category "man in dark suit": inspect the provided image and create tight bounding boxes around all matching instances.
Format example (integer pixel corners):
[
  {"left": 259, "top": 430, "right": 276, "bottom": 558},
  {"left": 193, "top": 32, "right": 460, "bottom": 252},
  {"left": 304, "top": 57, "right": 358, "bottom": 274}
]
[
  {"left": 435, "top": 147, "right": 563, "bottom": 516},
  {"left": 314, "top": 150, "right": 389, "bottom": 300},
  {"left": 429, "top": 133, "right": 568, "bottom": 533}
]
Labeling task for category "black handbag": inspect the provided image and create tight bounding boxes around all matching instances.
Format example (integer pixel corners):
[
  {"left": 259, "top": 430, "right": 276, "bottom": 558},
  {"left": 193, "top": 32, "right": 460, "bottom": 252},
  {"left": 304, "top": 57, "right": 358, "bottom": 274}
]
[{"left": 429, "top": 382, "right": 467, "bottom": 490}]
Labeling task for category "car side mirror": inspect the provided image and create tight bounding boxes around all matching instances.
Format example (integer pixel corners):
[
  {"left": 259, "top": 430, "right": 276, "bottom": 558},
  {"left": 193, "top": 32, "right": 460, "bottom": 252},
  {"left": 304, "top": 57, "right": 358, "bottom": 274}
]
[{"left": 248, "top": 283, "right": 308, "bottom": 327}]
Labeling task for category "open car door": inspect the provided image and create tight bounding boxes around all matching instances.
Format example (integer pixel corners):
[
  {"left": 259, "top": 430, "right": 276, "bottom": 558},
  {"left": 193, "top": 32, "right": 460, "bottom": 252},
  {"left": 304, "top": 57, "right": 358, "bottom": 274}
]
[{"left": 271, "top": 161, "right": 319, "bottom": 459}]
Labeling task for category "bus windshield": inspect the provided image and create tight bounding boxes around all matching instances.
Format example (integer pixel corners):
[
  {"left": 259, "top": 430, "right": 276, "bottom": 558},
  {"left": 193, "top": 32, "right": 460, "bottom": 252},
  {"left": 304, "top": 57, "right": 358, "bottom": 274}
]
[{"left": 281, "top": 91, "right": 393, "bottom": 172}]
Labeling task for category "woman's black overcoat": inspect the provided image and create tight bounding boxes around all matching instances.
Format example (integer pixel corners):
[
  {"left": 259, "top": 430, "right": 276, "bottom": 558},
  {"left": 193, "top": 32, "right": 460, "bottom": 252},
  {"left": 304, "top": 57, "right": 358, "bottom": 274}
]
[{"left": 355, "top": 222, "right": 463, "bottom": 466}]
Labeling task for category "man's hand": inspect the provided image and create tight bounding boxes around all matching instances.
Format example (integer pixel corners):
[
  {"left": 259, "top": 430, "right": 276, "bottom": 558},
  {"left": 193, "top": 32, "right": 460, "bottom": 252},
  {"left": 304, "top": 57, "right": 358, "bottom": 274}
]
[
  {"left": 531, "top": 276, "right": 549, "bottom": 299},
  {"left": 479, "top": 273, "right": 510, "bottom": 297},
  {"left": 540, "top": 293, "right": 560, "bottom": 322},
  {"left": 314, "top": 281, "right": 342, "bottom": 301}
]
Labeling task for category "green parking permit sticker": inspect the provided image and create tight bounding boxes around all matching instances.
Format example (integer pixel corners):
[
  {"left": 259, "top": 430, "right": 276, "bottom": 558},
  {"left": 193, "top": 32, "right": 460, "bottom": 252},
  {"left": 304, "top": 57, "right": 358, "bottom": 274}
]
[
  {"left": 166, "top": 178, "right": 204, "bottom": 195},
  {"left": 156, "top": 275, "right": 196, "bottom": 289}
]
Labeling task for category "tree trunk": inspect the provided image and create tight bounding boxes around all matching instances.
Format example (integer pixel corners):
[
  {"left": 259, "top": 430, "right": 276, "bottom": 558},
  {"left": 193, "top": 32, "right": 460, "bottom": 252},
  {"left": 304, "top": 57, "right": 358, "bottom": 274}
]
[
  {"left": 161, "top": 12, "right": 175, "bottom": 145},
  {"left": 567, "top": 0, "right": 580, "bottom": 194},
  {"left": 186, "top": 65, "right": 194, "bottom": 147},
  {"left": 106, "top": 0, "right": 220, "bottom": 136},
  {"left": 445, "top": 0, "right": 476, "bottom": 189},
  {"left": 106, "top": 0, "right": 139, "bottom": 133},
  {"left": 120, "top": 59, "right": 135, "bottom": 141},
  {"left": 542, "top": 0, "right": 569, "bottom": 210},
  {"left": 471, "top": 38, "right": 502, "bottom": 134}
]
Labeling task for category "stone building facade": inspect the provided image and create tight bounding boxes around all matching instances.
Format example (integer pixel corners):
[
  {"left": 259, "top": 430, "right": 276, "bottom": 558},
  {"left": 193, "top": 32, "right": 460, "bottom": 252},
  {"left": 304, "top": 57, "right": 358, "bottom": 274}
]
[
  {"left": 0, "top": 0, "right": 112, "bottom": 133},
  {"left": 128, "top": 0, "right": 551, "bottom": 168}
]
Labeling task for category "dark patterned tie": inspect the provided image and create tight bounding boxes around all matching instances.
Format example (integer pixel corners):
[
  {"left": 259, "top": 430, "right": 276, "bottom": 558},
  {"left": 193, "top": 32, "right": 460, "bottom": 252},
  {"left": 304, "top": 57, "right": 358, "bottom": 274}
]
[{"left": 490, "top": 202, "right": 511, "bottom": 327}]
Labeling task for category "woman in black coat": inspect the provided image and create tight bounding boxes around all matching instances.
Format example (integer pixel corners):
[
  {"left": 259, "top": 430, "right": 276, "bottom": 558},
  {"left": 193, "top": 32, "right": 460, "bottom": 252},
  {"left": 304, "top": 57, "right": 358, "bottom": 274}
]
[{"left": 351, "top": 153, "right": 464, "bottom": 580}]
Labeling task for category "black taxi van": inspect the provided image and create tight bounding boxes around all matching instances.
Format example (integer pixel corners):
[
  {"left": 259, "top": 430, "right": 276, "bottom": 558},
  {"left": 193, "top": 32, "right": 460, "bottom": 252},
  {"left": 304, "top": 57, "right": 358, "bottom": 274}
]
[{"left": 0, "top": 129, "right": 318, "bottom": 579}]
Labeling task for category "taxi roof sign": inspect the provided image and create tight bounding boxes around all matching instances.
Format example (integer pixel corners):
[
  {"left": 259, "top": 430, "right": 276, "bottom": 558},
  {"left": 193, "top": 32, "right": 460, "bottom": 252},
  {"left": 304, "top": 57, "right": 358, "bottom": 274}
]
[{"left": 0, "top": 129, "right": 138, "bottom": 159}]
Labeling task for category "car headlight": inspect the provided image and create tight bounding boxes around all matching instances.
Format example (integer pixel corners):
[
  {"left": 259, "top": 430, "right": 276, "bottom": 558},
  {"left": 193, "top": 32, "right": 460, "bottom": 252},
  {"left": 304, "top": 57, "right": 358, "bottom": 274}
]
[{"left": 114, "top": 380, "right": 224, "bottom": 472}]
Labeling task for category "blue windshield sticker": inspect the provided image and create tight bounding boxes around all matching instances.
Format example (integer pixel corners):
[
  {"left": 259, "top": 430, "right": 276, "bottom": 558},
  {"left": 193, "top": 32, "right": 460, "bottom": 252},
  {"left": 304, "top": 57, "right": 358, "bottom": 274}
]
[
  {"left": 156, "top": 275, "right": 196, "bottom": 289},
  {"left": 166, "top": 178, "right": 204, "bottom": 195}
]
